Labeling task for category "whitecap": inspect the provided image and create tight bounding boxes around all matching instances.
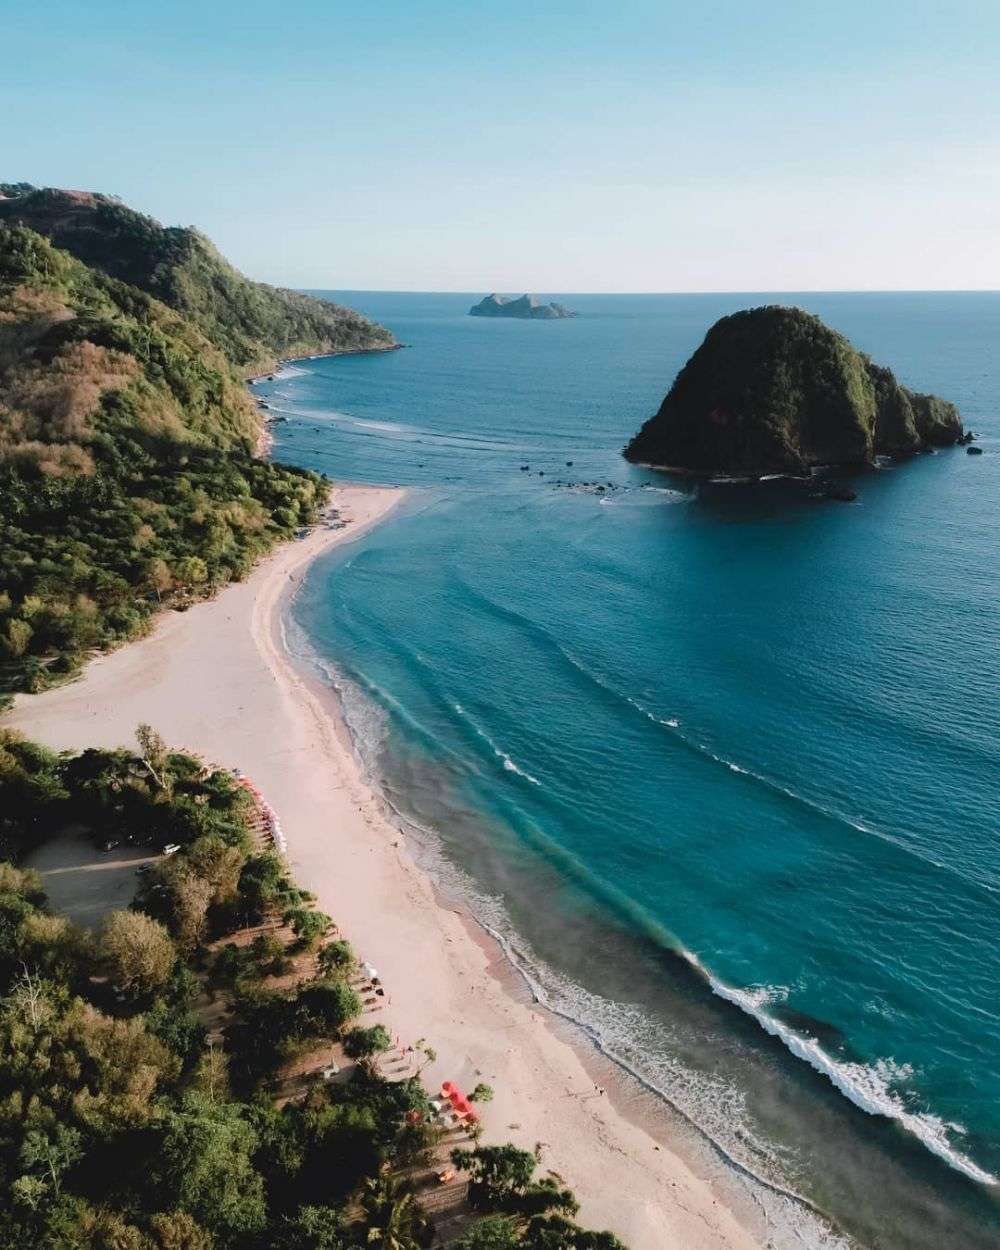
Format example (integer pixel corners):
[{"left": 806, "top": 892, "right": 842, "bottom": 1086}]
[
  {"left": 451, "top": 701, "right": 541, "bottom": 785},
  {"left": 696, "top": 962, "right": 997, "bottom": 1187}
]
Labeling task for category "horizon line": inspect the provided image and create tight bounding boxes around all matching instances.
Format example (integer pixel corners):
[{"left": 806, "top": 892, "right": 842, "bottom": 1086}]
[{"left": 296, "top": 286, "right": 1000, "bottom": 297}]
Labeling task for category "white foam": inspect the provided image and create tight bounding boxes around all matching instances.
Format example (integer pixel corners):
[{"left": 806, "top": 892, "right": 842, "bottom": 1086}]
[
  {"left": 452, "top": 701, "right": 541, "bottom": 785},
  {"left": 697, "top": 962, "right": 997, "bottom": 1187},
  {"left": 624, "top": 693, "right": 681, "bottom": 731},
  {"left": 352, "top": 417, "right": 412, "bottom": 433}
]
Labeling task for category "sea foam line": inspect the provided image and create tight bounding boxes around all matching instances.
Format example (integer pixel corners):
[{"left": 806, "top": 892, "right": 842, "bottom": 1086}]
[
  {"left": 689, "top": 955, "right": 997, "bottom": 1188},
  {"left": 472, "top": 916, "right": 849, "bottom": 1244},
  {"left": 287, "top": 585, "right": 996, "bottom": 1194},
  {"left": 562, "top": 650, "right": 999, "bottom": 898},
  {"left": 453, "top": 702, "right": 541, "bottom": 785}
]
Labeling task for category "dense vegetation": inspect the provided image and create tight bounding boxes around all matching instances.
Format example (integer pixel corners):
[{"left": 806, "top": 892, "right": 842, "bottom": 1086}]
[
  {"left": 0, "top": 220, "right": 329, "bottom": 696},
  {"left": 0, "top": 729, "right": 627, "bottom": 1249},
  {"left": 624, "top": 305, "right": 964, "bottom": 474},
  {"left": 0, "top": 186, "right": 396, "bottom": 372}
]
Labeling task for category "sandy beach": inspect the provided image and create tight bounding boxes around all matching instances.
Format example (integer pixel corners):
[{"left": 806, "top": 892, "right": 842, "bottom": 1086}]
[{"left": 6, "top": 482, "right": 763, "bottom": 1250}]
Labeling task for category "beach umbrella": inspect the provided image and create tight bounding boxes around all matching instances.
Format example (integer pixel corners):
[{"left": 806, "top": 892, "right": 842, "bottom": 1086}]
[
  {"left": 441, "top": 1081, "right": 456, "bottom": 1096},
  {"left": 448, "top": 1087, "right": 473, "bottom": 1116}
]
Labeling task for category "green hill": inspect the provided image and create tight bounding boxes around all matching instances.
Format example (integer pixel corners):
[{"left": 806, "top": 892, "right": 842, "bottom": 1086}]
[
  {"left": 0, "top": 186, "right": 396, "bottom": 372},
  {"left": 0, "top": 212, "right": 335, "bottom": 698},
  {"left": 624, "top": 306, "right": 963, "bottom": 475}
]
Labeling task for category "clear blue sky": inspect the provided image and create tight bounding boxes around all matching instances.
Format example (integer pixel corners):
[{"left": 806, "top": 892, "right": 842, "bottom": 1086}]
[{"left": 5, "top": 0, "right": 999, "bottom": 291}]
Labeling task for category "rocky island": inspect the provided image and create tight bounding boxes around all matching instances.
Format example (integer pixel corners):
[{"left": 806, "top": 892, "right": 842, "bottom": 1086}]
[
  {"left": 469, "top": 293, "right": 576, "bottom": 319},
  {"left": 624, "top": 306, "right": 965, "bottom": 476}
]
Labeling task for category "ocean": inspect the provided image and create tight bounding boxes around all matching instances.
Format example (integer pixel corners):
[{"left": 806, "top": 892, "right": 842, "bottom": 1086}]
[{"left": 260, "top": 292, "right": 1000, "bottom": 1248}]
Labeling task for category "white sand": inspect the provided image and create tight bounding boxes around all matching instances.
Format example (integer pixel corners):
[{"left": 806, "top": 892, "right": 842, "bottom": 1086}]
[{"left": 6, "top": 483, "right": 762, "bottom": 1250}]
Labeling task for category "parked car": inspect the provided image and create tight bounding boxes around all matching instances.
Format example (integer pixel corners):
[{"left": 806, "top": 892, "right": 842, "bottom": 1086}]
[{"left": 162, "top": 843, "right": 181, "bottom": 856}]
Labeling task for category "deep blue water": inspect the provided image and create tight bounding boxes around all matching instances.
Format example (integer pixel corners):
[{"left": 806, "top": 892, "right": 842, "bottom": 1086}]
[{"left": 264, "top": 293, "right": 1000, "bottom": 1247}]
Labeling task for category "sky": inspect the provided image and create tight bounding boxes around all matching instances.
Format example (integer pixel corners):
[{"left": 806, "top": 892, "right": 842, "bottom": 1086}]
[{"left": 4, "top": 0, "right": 1000, "bottom": 292}]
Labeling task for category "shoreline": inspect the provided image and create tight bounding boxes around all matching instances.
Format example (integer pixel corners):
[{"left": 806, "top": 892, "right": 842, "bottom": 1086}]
[
  {"left": 247, "top": 344, "right": 403, "bottom": 455},
  {"left": 4, "top": 482, "right": 765, "bottom": 1250},
  {"left": 246, "top": 342, "right": 404, "bottom": 383}
]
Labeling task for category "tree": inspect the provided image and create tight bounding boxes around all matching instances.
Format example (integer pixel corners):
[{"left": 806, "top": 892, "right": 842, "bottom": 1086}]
[
  {"left": 55, "top": 999, "right": 179, "bottom": 1132},
  {"left": 99, "top": 910, "right": 176, "bottom": 995},
  {"left": 136, "top": 723, "right": 170, "bottom": 792},
  {"left": 343, "top": 1024, "right": 391, "bottom": 1060},
  {"left": 3, "top": 617, "right": 32, "bottom": 658},
  {"left": 18, "top": 1124, "right": 83, "bottom": 1197},
  {"left": 185, "top": 835, "right": 244, "bottom": 907},
  {"left": 173, "top": 557, "right": 208, "bottom": 589},
  {"left": 44, "top": 1202, "right": 152, "bottom": 1249},
  {"left": 282, "top": 907, "right": 330, "bottom": 950},
  {"left": 270, "top": 1206, "right": 346, "bottom": 1250},
  {"left": 469, "top": 1082, "right": 494, "bottom": 1103},
  {"left": 297, "top": 979, "right": 361, "bottom": 1033},
  {"left": 236, "top": 853, "right": 297, "bottom": 923},
  {"left": 151, "top": 1094, "right": 267, "bottom": 1241},
  {"left": 359, "top": 1177, "right": 428, "bottom": 1250},
  {"left": 515, "top": 1178, "right": 578, "bottom": 1220},
  {"left": 16, "top": 910, "right": 88, "bottom": 984},
  {"left": 524, "top": 1215, "right": 627, "bottom": 1250},
  {"left": 149, "top": 1211, "right": 214, "bottom": 1250},
  {"left": 317, "top": 938, "right": 355, "bottom": 977},
  {"left": 451, "top": 1216, "right": 522, "bottom": 1250},
  {"left": 144, "top": 558, "right": 173, "bottom": 603},
  {"left": 451, "top": 1144, "right": 538, "bottom": 1211},
  {"left": 146, "top": 861, "right": 213, "bottom": 952}
]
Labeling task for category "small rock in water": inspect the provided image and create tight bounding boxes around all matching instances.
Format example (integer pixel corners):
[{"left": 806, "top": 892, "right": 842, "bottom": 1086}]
[{"left": 967, "top": 445, "right": 984, "bottom": 455}]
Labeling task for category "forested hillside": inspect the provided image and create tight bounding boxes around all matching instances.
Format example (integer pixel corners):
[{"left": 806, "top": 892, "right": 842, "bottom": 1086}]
[
  {"left": 0, "top": 186, "right": 396, "bottom": 372},
  {"left": 0, "top": 220, "right": 328, "bottom": 697}
]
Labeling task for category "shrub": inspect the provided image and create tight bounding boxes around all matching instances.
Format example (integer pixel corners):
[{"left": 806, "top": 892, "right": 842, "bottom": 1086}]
[
  {"left": 98, "top": 909, "right": 176, "bottom": 996},
  {"left": 342, "top": 1024, "right": 391, "bottom": 1060}
]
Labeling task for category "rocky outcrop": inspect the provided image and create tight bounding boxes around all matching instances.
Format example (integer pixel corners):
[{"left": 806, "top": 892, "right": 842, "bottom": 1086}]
[
  {"left": 624, "top": 306, "right": 963, "bottom": 474},
  {"left": 469, "top": 294, "right": 576, "bottom": 320}
]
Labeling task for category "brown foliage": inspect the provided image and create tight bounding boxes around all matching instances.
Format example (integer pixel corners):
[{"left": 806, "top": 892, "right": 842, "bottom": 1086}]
[{"left": 0, "top": 340, "right": 139, "bottom": 474}]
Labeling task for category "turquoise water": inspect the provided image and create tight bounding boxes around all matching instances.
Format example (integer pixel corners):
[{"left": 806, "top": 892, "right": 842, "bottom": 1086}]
[{"left": 265, "top": 293, "right": 1000, "bottom": 1247}]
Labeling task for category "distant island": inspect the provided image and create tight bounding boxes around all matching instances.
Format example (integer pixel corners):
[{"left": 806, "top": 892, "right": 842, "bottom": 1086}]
[
  {"left": 469, "top": 293, "right": 576, "bottom": 320},
  {"left": 624, "top": 306, "right": 965, "bottom": 476}
]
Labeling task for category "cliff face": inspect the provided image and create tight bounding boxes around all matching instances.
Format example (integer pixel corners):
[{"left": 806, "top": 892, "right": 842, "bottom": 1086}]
[
  {"left": 624, "top": 306, "right": 963, "bottom": 474},
  {"left": 0, "top": 187, "right": 395, "bottom": 372},
  {"left": 469, "top": 293, "right": 575, "bottom": 320}
]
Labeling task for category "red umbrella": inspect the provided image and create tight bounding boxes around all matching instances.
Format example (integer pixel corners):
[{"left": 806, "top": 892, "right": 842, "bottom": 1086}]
[
  {"left": 449, "top": 1090, "right": 473, "bottom": 1116},
  {"left": 441, "top": 1081, "right": 457, "bottom": 1097}
]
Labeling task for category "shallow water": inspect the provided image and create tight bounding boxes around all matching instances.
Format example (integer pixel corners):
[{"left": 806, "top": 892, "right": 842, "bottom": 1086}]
[{"left": 266, "top": 292, "right": 1000, "bottom": 1246}]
